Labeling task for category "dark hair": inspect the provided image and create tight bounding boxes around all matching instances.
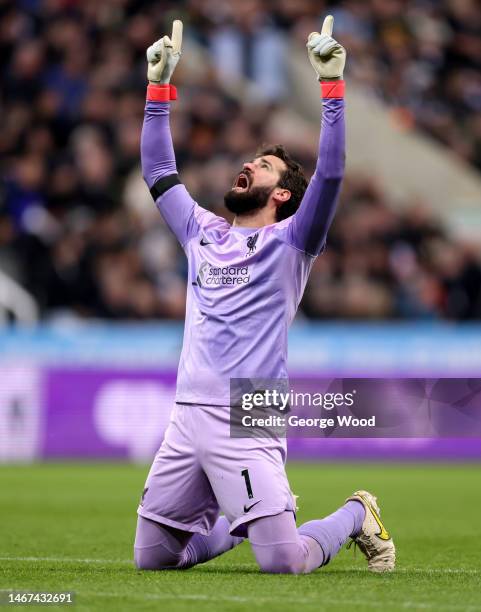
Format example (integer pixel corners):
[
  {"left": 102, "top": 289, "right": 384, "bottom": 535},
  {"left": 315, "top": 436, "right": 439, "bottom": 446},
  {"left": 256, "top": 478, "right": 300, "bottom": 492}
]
[{"left": 256, "top": 144, "right": 308, "bottom": 222}]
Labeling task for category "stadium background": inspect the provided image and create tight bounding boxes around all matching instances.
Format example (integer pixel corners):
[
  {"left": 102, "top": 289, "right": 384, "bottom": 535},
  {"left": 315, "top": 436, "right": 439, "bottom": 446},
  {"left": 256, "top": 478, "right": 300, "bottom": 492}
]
[{"left": 1, "top": 1, "right": 480, "bottom": 610}]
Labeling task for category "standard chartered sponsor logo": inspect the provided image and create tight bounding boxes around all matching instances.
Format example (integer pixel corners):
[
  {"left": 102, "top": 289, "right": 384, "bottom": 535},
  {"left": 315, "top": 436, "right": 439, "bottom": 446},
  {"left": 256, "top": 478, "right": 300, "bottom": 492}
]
[{"left": 196, "top": 261, "right": 250, "bottom": 287}]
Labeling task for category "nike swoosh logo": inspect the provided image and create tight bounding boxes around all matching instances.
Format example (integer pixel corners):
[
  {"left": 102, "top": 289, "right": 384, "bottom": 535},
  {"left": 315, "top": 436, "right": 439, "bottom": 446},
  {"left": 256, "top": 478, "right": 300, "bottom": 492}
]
[
  {"left": 200, "top": 238, "right": 212, "bottom": 246},
  {"left": 360, "top": 494, "right": 391, "bottom": 541},
  {"left": 243, "top": 500, "right": 262, "bottom": 513}
]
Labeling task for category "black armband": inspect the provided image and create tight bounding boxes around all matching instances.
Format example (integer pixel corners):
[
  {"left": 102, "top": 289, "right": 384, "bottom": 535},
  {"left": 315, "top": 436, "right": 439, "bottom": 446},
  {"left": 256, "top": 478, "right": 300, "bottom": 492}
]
[{"left": 150, "top": 174, "right": 181, "bottom": 200}]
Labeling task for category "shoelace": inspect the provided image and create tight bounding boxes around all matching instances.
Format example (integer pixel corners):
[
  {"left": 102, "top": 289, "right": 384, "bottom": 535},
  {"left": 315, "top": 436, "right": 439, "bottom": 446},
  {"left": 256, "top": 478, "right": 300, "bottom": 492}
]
[
  {"left": 346, "top": 539, "right": 358, "bottom": 557},
  {"left": 347, "top": 535, "right": 378, "bottom": 559}
]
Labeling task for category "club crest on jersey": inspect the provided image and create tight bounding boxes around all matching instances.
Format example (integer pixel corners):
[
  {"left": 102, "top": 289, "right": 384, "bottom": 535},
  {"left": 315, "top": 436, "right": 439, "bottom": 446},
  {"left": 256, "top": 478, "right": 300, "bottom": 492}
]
[{"left": 246, "top": 232, "right": 259, "bottom": 256}]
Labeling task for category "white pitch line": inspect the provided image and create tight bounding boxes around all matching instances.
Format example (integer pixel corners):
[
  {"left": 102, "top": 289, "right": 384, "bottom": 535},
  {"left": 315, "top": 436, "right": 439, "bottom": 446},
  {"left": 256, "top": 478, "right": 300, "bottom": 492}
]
[
  {"left": 0, "top": 557, "right": 480, "bottom": 576},
  {"left": 78, "top": 591, "right": 481, "bottom": 611},
  {"left": 0, "top": 556, "right": 131, "bottom": 565}
]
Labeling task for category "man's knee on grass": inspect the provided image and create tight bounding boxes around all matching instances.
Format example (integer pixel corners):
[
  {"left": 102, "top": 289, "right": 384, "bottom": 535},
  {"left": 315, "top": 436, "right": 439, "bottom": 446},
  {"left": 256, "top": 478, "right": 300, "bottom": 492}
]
[
  {"left": 134, "top": 516, "right": 192, "bottom": 571},
  {"left": 252, "top": 542, "right": 307, "bottom": 575},
  {"left": 248, "top": 511, "right": 308, "bottom": 574},
  {"left": 134, "top": 545, "right": 183, "bottom": 570}
]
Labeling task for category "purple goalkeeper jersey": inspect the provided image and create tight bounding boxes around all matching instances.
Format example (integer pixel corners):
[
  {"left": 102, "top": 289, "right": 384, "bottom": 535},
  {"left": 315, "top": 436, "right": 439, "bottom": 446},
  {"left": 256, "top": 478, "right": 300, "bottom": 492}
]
[{"left": 141, "top": 97, "right": 345, "bottom": 405}]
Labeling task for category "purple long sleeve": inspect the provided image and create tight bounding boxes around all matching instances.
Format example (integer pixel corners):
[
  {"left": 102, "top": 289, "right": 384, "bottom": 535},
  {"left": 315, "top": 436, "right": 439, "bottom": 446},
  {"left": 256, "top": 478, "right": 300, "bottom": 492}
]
[
  {"left": 141, "top": 101, "right": 178, "bottom": 188},
  {"left": 141, "top": 101, "right": 213, "bottom": 247},
  {"left": 287, "top": 98, "right": 345, "bottom": 256}
]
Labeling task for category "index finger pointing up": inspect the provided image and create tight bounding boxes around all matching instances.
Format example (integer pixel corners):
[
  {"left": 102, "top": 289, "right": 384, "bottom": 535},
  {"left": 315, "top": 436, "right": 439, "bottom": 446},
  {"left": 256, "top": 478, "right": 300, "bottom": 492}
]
[
  {"left": 321, "top": 15, "right": 334, "bottom": 37},
  {"left": 171, "top": 20, "right": 183, "bottom": 54}
]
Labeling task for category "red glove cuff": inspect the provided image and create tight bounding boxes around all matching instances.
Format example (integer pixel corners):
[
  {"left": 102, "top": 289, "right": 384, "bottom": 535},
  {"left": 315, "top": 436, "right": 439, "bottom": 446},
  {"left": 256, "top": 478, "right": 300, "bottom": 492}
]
[
  {"left": 320, "top": 80, "right": 345, "bottom": 98},
  {"left": 146, "top": 84, "right": 178, "bottom": 102}
]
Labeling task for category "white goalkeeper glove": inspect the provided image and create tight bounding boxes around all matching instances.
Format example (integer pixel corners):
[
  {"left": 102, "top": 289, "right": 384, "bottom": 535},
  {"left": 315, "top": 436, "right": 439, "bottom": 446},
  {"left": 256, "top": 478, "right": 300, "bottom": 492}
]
[
  {"left": 146, "top": 20, "right": 183, "bottom": 84},
  {"left": 307, "top": 15, "right": 346, "bottom": 81}
]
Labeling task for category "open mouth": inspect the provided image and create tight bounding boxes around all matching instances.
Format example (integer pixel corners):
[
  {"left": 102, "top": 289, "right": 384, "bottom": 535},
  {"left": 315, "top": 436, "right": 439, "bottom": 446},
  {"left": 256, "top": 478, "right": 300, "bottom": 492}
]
[{"left": 233, "top": 172, "right": 250, "bottom": 192}]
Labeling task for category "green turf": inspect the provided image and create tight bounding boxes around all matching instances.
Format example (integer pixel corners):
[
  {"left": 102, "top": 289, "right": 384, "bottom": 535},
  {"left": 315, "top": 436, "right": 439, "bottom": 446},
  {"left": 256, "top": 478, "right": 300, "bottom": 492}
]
[{"left": 1, "top": 463, "right": 480, "bottom": 611}]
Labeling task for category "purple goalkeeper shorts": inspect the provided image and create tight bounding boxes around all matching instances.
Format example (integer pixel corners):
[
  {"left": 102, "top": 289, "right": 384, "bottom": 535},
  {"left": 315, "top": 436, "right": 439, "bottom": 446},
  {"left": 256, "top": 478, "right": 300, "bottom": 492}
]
[{"left": 137, "top": 403, "right": 296, "bottom": 537}]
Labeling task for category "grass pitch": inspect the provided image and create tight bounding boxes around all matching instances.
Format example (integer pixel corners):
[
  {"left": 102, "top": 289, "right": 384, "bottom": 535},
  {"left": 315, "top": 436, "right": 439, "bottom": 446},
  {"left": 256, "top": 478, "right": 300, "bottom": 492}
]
[{"left": 1, "top": 463, "right": 480, "bottom": 611}]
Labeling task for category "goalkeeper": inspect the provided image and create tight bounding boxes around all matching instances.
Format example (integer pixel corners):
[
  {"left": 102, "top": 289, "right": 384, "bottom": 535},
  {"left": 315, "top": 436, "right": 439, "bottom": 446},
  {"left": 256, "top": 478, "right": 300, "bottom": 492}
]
[{"left": 134, "top": 16, "right": 396, "bottom": 574}]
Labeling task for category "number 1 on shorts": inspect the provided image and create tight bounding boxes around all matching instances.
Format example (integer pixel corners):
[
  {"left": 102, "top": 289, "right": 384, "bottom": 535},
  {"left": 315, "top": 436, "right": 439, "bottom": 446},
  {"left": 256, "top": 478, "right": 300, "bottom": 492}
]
[{"left": 241, "top": 468, "right": 254, "bottom": 499}]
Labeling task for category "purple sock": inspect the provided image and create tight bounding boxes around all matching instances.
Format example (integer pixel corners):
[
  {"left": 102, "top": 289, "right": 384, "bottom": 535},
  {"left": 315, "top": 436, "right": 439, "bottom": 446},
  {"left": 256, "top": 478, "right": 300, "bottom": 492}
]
[
  {"left": 180, "top": 516, "right": 244, "bottom": 567},
  {"left": 298, "top": 501, "right": 365, "bottom": 566}
]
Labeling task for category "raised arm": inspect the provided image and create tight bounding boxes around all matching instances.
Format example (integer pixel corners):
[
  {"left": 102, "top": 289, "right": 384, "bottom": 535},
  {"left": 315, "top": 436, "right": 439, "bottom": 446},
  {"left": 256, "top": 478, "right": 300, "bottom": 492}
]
[
  {"left": 141, "top": 97, "right": 179, "bottom": 191},
  {"left": 287, "top": 16, "right": 346, "bottom": 257},
  {"left": 141, "top": 21, "right": 202, "bottom": 247}
]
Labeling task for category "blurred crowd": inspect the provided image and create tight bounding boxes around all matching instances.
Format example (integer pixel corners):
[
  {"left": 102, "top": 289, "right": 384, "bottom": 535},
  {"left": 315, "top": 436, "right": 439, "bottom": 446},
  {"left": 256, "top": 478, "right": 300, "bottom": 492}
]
[
  {"left": 1, "top": 0, "right": 480, "bottom": 321},
  {"left": 189, "top": 0, "right": 481, "bottom": 169},
  {"left": 305, "top": 174, "right": 481, "bottom": 319}
]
